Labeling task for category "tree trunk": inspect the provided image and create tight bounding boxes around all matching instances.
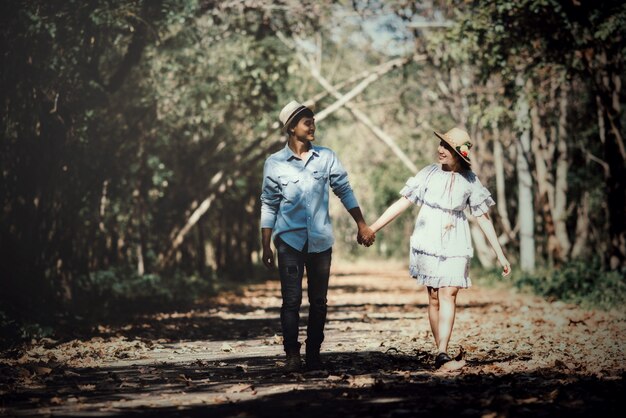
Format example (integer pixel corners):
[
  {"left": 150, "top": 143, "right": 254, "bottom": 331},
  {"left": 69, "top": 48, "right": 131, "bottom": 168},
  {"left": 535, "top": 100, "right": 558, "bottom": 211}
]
[
  {"left": 530, "top": 103, "right": 560, "bottom": 263},
  {"left": 571, "top": 191, "right": 590, "bottom": 259},
  {"left": 554, "top": 83, "right": 571, "bottom": 258},
  {"left": 196, "top": 220, "right": 207, "bottom": 276},
  {"left": 588, "top": 49, "right": 626, "bottom": 269},
  {"left": 492, "top": 123, "right": 514, "bottom": 243},
  {"left": 468, "top": 129, "right": 495, "bottom": 267},
  {"left": 597, "top": 75, "right": 625, "bottom": 269},
  {"left": 516, "top": 76, "right": 535, "bottom": 272}
]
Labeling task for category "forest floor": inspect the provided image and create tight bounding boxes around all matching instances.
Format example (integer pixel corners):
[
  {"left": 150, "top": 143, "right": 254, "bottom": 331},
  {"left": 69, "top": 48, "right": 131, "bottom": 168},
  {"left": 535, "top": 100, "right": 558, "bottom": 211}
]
[{"left": 1, "top": 261, "right": 624, "bottom": 417}]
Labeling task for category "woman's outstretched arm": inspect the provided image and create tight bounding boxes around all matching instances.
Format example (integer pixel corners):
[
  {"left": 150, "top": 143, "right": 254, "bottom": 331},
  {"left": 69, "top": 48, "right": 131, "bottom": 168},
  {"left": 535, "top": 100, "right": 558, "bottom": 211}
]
[
  {"left": 475, "top": 212, "right": 511, "bottom": 276},
  {"left": 370, "top": 197, "right": 413, "bottom": 233}
]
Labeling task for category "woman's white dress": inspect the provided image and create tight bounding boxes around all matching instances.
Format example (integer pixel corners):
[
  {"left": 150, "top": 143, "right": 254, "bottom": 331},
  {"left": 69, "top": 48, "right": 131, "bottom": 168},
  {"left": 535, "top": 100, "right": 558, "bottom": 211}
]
[{"left": 400, "top": 164, "right": 495, "bottom": 288}]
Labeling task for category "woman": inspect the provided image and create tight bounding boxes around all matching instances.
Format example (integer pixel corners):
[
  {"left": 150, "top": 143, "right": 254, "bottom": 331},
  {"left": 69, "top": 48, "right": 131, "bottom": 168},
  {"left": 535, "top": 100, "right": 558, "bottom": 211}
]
[
  {"left": 260, "top": 100, "right": 374, "bottom": 372},
  {"left": 364, "top": 127, "right": 511, "bottom": 370}
]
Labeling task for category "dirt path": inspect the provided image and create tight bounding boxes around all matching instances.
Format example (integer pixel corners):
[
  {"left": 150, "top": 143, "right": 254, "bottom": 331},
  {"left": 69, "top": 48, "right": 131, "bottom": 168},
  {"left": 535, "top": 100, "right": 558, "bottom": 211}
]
[{"left": 1, "top": 262, "right": 624, "bottom": 417}]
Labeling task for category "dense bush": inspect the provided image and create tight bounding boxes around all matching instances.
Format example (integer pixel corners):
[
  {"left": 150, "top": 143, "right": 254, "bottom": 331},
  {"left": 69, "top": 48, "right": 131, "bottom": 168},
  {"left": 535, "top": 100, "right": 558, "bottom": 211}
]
[
  {"left": 73, "top": 269, "right": 215, "bottom": 317},
  {"left": 0, "top": 310, "right": 55, "bottom": 345},
  {"left": 478, "top": 260, "right": 626, "bottom": 310},
  {"left": 0, "top": 270, "right": 215, "bottom": 347}
]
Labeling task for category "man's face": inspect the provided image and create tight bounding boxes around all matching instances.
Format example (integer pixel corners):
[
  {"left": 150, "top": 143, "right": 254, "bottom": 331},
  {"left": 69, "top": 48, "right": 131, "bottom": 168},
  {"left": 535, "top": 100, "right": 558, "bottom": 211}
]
[{"left": 293, "top": 117, "right": 315, "bottom": 141}]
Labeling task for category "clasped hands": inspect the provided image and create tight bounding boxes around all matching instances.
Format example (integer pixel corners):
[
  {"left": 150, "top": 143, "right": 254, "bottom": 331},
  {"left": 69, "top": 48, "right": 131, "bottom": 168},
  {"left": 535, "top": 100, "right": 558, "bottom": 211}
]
[{"left": 357, "top": 225, "right": 376, "bottom": 247}]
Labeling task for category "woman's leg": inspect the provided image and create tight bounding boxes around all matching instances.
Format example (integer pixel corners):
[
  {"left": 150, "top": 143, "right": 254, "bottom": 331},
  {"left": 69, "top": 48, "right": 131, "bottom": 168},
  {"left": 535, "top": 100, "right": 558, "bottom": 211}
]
[
  {"left": 436, "top": 286, "right": 459, "bottom": 354},
  {"left": 427, "top": 286, "right": 440, "bottom": 348}
]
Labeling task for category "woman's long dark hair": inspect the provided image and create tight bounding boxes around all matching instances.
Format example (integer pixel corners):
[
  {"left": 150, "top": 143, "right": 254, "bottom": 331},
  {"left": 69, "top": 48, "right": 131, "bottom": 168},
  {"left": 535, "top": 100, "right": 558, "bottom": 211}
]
[{"left": 456, "top": 154, "right": 471, "bottom": 171}]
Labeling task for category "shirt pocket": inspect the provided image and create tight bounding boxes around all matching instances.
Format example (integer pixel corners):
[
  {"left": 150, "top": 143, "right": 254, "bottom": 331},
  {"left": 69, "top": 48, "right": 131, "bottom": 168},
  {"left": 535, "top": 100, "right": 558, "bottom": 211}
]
[
  {"left": 311, "top": 170, "right": 328, "bottom": 185},
  {"left": 279, "top": 175, "right": 301, "bottom": 202}
]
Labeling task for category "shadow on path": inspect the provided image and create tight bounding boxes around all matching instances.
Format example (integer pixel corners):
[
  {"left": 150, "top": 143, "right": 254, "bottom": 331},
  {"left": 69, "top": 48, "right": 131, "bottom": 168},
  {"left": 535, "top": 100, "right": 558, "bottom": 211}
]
[{"left": 3, "top": 350, "right": 621, "bottom": 417}]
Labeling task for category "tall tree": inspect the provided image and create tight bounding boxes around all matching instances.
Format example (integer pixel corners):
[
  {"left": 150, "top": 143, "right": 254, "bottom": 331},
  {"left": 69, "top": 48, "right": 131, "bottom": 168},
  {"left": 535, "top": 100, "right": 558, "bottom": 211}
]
[{"left": 460, "top": 0, "right": 626, "bottom": 269}]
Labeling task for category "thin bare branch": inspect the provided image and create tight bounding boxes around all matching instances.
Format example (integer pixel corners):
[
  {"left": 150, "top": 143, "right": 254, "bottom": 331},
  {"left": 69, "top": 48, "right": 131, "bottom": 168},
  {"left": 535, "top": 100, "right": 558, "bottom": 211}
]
[
  {"left": 406, "top": 21, "right": 455, "bottom": 28},
  {"left": 280, "top": 33, "right": 421, "bottom": 173},
  {"left": 315, "top": 57, "right": 407, "bottom": 121}
]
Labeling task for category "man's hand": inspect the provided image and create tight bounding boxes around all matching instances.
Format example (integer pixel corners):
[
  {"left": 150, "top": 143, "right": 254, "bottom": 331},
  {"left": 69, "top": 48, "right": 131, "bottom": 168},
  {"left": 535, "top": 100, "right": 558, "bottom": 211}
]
[
  {"left": 262, "top": 246, "right": 275, "bottom": 269},
  {"left": 357, "top": 225, "right": 376, "bottom": 247},
  {"left": 347, "top": 208, "right": 376, "bottom": 247},
  {"left": 261, "top": 228, "right": 274, "bottom": 269}
]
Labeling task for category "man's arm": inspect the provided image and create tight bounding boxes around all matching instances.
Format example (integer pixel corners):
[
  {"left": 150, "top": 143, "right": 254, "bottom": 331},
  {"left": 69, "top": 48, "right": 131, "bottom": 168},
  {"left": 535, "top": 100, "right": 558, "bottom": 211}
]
[
  {"left": 260, "top": 159, "right": 280, "bottom": 269},
  {"left": 328, "top": 152, "right": 375, "bottom": 246}
]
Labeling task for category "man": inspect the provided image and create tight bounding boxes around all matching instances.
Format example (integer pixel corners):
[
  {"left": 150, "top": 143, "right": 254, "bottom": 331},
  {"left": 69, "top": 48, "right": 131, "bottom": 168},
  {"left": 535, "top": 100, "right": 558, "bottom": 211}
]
[{"left": 260, "top": 100, "right": 374, "bottom": 372}]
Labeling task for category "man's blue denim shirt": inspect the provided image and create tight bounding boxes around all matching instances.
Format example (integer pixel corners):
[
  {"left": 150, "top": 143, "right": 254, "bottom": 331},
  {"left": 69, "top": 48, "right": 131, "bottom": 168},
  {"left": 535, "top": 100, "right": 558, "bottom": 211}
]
[{"left": 261, "top": 143, "right": 359, "bottom": 253}]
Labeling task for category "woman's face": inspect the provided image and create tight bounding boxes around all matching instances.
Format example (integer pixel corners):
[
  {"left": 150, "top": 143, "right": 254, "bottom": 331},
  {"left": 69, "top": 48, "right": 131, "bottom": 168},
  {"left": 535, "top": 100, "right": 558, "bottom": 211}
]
[
  {"left": 292, "top": 117, "right": 315, "bottom": 141},
  {"left": 438, "top": 140, "right": 458, "bottom": 167}
]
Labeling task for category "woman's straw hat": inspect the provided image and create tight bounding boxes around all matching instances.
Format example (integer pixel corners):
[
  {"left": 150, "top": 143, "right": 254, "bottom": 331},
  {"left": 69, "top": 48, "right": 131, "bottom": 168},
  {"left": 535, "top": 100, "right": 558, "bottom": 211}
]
[{"left": 434, "top": 127, "right": 473, "bottom": 165}]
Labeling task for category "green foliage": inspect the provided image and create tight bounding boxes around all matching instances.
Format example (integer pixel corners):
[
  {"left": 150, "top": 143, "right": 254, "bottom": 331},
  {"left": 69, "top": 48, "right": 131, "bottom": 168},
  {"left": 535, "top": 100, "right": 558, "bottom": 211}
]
[
  {"left": 0, "top": 310, "right": 55, "bottom": 348},
  {"left": 478, "top": 261, "right": 626, "bottom": 310},
  {"left": 458, "top": 0, "right": 626, "bottom": 81},
  {"left": 73, "top": 269, "right": 214, "bottom": 317},
  {"left": 0, "top": 0, "right": 306, "bottom": 326},
  {"left": 367, "top": 160, "right": 419, "bottom": 259}
]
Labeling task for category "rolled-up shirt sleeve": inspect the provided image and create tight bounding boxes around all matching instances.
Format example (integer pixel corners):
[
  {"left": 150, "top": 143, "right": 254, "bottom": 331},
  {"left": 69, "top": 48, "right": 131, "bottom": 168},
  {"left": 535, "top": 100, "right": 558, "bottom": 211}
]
[
  {"left": 329, "top": 151, "right": 359, "bottom": 210},
  {"left": 260, "top": 160, "right": 281, "bottom": 229}
]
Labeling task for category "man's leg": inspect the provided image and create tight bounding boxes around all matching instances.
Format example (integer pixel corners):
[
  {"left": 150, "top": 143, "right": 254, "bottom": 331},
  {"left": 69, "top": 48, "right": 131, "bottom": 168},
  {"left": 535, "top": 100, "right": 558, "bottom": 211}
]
[
  {"left": 304, "top": 247, "right": 332, "bottom": 369},
  {"left": 276, "top": 238, "right": 306, "bottom": 371}
]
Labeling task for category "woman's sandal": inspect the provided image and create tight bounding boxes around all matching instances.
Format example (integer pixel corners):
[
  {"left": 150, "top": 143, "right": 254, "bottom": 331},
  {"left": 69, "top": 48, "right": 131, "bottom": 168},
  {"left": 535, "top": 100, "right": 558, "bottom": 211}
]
[
  {"left": 434, "top": 352, "right": 452, "bottom": 369},
  {"left": 435, "top": 347, "right": 467, "bottom": 371}
]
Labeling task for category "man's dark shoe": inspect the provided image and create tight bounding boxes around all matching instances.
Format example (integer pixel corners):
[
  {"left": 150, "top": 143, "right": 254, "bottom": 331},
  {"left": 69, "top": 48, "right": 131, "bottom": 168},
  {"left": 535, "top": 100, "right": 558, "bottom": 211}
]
[
  {"left": 284, "top": 351, "right": 302, "bottom": 372},
  {"left": 434, "top": 352, "right": 452, "bottom": 369},
  {"left": 305, "top": 351, "right": 324, "bottom": 371}
]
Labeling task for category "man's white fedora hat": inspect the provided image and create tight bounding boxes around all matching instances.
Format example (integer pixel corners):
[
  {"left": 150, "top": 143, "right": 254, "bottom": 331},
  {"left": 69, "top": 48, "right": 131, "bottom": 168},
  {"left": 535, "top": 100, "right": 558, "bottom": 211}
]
[{"left": 279, "top": 100, "right": 311, "bottom": 133}]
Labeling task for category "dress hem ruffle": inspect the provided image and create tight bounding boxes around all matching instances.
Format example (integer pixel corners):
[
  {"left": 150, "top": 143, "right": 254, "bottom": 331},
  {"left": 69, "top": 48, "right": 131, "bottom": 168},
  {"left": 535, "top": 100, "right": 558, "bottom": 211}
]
[
  {"left": 409, "top": 270, "right": 472, "bottom": 289},
  {"left": 409, "top": 249, "right": 471, "bottom": 288}
]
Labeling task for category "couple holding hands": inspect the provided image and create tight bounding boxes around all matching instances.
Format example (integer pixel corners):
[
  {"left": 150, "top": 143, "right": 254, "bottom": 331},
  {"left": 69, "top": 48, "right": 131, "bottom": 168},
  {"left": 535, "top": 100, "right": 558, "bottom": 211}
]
[{"left": 260, "top": 100, "right": 511, "bottom": 372}]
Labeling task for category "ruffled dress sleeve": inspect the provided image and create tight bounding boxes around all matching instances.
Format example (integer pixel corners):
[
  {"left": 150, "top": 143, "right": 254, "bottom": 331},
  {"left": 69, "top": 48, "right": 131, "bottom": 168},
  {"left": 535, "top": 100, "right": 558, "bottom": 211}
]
[
  {"left": 399, "top": 164, "right": 437, "bottom": 205},
  {"left": 468, "top": 175, "right": 495, "bottom": 216}
]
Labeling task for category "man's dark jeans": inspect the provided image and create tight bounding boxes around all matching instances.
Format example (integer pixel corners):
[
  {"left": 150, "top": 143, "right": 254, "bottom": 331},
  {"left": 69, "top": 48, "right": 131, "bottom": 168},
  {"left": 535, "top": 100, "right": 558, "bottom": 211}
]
[{"left": 275, "top": 237, "right": 332, "bottom": 354}]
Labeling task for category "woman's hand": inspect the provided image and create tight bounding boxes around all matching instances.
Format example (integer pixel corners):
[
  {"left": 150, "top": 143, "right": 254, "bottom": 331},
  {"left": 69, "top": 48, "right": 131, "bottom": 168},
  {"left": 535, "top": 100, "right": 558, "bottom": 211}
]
[{"left": 499, "top": 256, "right": 511, "bottom": 277}]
